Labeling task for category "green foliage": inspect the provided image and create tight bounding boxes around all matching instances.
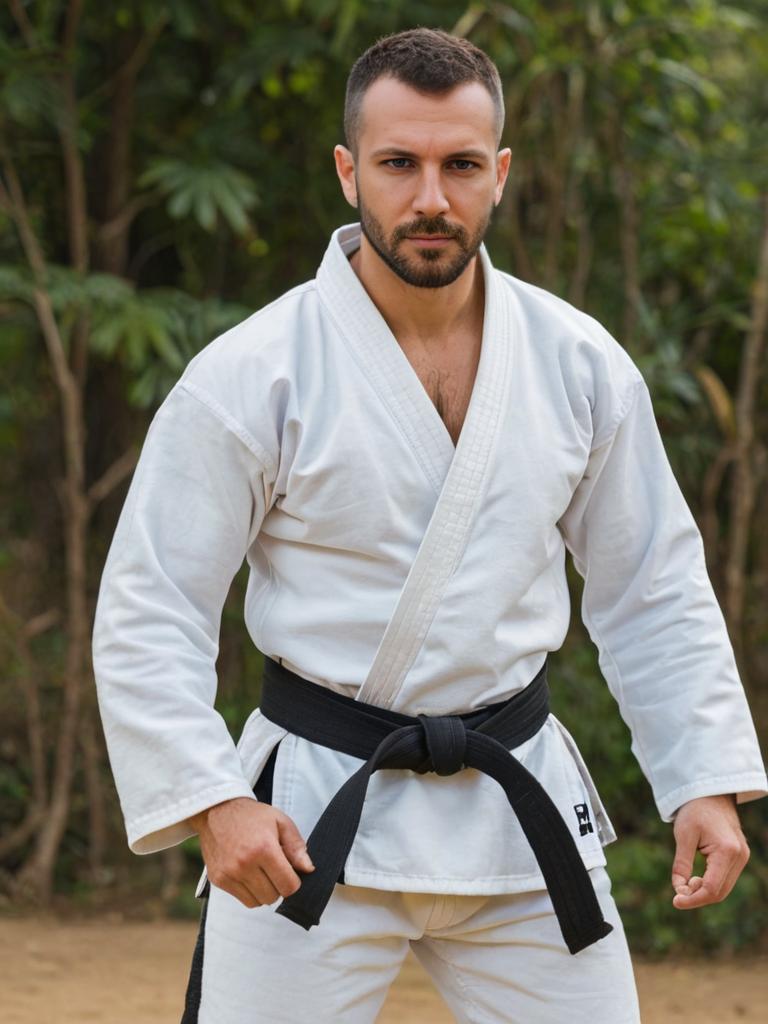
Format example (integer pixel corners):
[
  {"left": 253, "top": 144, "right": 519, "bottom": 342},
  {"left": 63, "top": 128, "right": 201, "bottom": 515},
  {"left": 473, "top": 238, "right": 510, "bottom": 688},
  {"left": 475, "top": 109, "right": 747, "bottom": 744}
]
[
  {"left": 138, "top": 158, "right": 259, "bottom": 234},
  {"left": 0, "top": 42, "right": 62, "bottom": 129}
]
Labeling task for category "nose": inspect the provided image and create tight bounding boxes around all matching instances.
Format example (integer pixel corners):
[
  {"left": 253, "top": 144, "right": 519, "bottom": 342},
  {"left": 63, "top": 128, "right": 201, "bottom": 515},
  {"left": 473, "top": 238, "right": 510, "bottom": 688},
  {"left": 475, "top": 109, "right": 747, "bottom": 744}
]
[{"left": 412, "top": 167, "right": 450, "bottom": 219}]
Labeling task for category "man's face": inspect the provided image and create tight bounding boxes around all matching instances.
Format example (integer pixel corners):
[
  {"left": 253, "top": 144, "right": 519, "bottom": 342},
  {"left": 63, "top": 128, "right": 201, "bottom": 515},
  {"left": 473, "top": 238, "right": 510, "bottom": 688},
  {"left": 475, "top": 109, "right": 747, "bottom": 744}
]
[{"left": 336, "top": 77, "right": 510, "bottom": 289}]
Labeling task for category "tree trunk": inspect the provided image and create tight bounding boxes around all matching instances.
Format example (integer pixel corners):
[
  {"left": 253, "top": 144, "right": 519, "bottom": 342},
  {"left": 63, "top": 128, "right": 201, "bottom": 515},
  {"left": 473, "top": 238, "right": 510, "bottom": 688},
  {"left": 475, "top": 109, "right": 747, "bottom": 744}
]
[
  {"left": 602, "top": 112, "right": 643, "bottom": 347},
  {"left": 79, "top": 707, "right": 109, "bottom": 884},
  {"left": 14, "top": 483, "right": 90, "bottom": 902},
  {"left": 724, "top": 195, "right": 768, "bottom": 672},
  {"left": 93, "top": 30, "right": 139, "bottom": 275},
  {"left": 3, "top": 7, "right": 92, "bottom": 902},
  {"left": 614, "top": 146, "right": 642, "bottom": 347},
  {"left": 541, "top": 74, "right": 569, "bottom": 290},
  {"left": 161, "top": 845, "right": 185, "bottom": 905}
]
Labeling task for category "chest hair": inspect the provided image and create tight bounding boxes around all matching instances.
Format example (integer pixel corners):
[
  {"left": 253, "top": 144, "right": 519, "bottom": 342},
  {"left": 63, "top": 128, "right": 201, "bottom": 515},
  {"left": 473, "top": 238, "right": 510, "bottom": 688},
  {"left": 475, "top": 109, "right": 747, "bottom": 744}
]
[{"left": 411, "top": 358, "right": 477, "bottom": 447}]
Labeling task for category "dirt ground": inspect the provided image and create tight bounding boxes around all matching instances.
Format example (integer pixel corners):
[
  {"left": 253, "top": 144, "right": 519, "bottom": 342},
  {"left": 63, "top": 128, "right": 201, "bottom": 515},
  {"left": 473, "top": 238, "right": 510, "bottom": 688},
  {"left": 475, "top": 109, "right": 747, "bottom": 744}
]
[{"left": 1, "top": 916, "right": 765, "bottom": 1023}]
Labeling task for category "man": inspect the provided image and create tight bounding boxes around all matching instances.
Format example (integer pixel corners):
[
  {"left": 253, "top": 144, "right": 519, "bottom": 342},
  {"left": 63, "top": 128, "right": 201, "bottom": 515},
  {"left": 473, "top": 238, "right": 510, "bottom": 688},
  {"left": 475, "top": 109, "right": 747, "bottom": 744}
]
[{"left": 92, "top": 28, "right": 766, "bottom": 1024}]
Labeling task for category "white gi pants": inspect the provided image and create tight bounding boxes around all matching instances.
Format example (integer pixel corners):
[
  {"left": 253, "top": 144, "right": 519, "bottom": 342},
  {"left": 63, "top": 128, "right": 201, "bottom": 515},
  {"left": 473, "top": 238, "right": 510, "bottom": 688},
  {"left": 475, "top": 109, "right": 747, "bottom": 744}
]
[{"left": 184, "top": 866, "right": 641, "bottom": 1023}]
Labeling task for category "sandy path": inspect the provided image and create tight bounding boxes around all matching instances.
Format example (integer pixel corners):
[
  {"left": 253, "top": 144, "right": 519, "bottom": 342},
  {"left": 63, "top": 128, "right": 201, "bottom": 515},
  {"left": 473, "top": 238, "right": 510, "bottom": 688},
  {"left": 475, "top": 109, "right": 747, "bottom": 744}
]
[{"left": 1, "top": 916, "right": 765, "bottom": 1023}]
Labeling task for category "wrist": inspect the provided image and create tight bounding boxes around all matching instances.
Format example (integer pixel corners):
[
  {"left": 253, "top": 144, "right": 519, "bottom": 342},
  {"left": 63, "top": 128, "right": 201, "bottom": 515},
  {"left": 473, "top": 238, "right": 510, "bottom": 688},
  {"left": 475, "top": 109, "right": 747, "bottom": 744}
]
[
  {"left": 187, "top": 795, "right": 254, "bottom": 832},
  {"left": 187, "top": 807, "right": 211, "bottom": 832}
]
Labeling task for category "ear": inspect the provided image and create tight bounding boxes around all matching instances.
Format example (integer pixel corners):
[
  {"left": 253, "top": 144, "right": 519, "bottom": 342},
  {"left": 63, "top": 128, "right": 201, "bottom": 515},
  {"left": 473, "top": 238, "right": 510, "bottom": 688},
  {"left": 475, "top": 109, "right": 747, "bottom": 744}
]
[
  {"left": 334, "top": 145, "right": 358, "bottom": 208},
  {"left": 494, "top": 148, "right": 512, "bottom": 206}
]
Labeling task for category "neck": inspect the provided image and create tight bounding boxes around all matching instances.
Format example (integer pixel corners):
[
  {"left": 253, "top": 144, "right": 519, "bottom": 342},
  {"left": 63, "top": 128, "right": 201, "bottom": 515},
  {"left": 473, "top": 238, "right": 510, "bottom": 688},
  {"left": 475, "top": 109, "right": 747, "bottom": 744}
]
[{"left": 349, "top": 232, "right": 485, "bottom": 345}]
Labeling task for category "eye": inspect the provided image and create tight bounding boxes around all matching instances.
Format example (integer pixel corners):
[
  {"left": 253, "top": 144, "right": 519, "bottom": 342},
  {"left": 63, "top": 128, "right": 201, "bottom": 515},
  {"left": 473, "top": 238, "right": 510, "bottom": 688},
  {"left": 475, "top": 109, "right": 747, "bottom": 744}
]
[
  {"left": 384, "top": 158, "right": 413, "bottom": 169},
  {"left": 450, "top": 159, "right": 477, "bottom": 171}
]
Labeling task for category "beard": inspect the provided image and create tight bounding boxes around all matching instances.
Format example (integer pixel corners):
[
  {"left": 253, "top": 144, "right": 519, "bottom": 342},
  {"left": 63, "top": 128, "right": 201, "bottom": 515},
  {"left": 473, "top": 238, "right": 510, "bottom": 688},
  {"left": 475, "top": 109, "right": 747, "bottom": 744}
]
[{"left": 357, "top": 191, "right": 494, "bottom": 289}]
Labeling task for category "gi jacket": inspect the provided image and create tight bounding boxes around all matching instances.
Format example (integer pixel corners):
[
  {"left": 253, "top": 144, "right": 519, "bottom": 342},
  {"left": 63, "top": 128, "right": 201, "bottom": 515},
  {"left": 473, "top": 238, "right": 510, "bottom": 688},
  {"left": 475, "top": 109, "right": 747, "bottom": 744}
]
[{"left": 92, "top": 223, "right": 767, "bottom": 897}]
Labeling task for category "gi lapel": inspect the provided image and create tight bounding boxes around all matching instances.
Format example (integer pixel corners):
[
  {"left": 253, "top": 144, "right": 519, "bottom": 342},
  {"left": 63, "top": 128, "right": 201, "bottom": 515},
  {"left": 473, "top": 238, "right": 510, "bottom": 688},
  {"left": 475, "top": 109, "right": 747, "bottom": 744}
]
[
  {"left": 316, "top": 225, "right": 515, "bottom": 710},
  {"left": 316, "top": 224, "right": 456, "bottom": 494}
]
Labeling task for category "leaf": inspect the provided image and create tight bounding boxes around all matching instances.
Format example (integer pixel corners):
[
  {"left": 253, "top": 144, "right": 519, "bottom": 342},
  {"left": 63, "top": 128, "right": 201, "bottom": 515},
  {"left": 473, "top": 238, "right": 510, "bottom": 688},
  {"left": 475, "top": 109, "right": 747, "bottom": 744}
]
[
  {"left": 693, "top": 364, "right": 736, "bottom": 440},
  {"left": 82, "top": 273, "right": 134, "bottom": 306},
  {"left": 656, "top": 58, "right": 722, "bottom": 104},
  {"left": 0, "top": 265, "right": 134, "bottom": 319},
  {"left": 193, "top": 187, "right": 217, "bottom": 231},
  {"left": 0, "top": 50, "right": 61, "bottom": 129},
  {"left": 0, "top": 265, "right": 34, "bottom": 303},
  {"left": 167, "top": 184, "right": 196, "bottom": 219},
  {"left": 715, "top": 5, "right": 761, "bottom": 31},
  {"left": 209, "top": 174, "right": 251, "bottom": 234},
  {"left": 138, "top": 158, "right": 258, "bottom": 234}
]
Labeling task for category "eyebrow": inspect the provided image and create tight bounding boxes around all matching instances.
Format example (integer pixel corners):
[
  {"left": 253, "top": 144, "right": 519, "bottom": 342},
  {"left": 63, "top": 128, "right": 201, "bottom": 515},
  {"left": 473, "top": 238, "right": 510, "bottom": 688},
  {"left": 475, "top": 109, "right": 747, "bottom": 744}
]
[{"left": 370, "top": 148, "right": 488, "bottom": 160}]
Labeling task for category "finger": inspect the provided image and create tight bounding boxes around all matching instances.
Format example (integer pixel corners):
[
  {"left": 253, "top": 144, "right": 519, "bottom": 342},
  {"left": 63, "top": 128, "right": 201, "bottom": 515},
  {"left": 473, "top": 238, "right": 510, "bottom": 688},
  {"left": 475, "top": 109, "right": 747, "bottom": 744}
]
[
  {"left": 671, "top": 824, "right": 699, "bottom": 892},
  {"left": 258, "top": 840, "right": 304, "bottom": 899},
  {"left": 673, "top": 845, "right": 739, "bottom": 909},
  {"left": 276, "top": 814, "right": 315, "bottom": 872},
  {"left": 700, "top": 840, "right": 747, "bottom": 901},
  {"left": 715, "top": 842, "right": 750, "bottom": 904},
  {"left": 241, "top": 864, "right": 282, "bottom": 906},
  {"left": 216, "top": 876, "right": 263, "bottom": 909}
]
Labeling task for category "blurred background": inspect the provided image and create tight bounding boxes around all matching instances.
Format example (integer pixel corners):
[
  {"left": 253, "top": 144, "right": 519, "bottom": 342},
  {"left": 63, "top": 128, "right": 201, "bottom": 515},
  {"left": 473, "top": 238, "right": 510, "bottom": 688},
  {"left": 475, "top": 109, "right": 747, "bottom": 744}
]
[{"left": 1, "top": 0, "right": 767, "bottom": 980}]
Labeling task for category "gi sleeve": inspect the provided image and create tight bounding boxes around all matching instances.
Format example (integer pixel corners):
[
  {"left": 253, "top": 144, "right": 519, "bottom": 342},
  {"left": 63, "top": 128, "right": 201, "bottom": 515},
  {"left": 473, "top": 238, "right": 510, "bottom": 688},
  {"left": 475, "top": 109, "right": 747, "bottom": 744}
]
[
  {"left": 557, "top": 376, "right": 767, "bottom": 821},
  {"left": 92, "top": 380, "right": 272, "bottom": 854}
]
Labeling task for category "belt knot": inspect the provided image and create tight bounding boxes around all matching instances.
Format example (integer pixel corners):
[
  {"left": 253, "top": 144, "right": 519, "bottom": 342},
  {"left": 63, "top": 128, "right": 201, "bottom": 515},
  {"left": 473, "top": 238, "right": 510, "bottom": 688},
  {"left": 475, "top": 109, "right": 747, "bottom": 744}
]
[{"left": 415, "top": 714, "right": 467, "bottom": 776}]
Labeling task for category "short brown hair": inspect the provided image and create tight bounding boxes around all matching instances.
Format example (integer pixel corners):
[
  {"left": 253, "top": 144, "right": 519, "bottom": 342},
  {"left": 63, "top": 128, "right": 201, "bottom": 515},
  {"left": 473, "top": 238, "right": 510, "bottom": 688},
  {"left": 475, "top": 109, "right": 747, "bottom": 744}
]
[{"left": 344, "top": 28, "right": 505, "bottom": 154}]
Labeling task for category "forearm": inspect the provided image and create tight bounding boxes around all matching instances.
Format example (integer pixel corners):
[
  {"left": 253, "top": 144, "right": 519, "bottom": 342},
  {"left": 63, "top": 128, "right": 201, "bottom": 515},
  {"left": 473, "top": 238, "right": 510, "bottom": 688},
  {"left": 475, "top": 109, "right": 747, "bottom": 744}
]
[{"left": 92, "top": 383, "right": 269, "bottom": 856}]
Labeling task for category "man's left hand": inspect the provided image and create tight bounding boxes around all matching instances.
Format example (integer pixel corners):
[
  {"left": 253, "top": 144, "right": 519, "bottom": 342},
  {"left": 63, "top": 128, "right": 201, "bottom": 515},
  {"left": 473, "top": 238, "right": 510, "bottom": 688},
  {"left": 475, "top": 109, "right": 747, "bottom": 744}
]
[{"left": 671, "top": 794, "right": 750, "bottom": 910}]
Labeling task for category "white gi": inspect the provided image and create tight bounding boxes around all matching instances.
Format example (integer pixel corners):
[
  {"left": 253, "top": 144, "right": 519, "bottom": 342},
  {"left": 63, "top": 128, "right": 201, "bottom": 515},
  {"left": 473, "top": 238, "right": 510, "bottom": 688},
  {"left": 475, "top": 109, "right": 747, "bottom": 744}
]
[{"left": 92, "top": 223, "right": 767, "bottom": 1022}]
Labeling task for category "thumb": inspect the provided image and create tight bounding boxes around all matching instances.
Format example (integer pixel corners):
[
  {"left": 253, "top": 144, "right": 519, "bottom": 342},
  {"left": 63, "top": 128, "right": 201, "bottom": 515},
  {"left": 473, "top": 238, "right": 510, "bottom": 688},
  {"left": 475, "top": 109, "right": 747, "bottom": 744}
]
[
  {"left": 275, "top": 813, "right": 315, "bottom": 872},
  {"left": 671, "top": 822, "right": 699, "bottom": 893}
]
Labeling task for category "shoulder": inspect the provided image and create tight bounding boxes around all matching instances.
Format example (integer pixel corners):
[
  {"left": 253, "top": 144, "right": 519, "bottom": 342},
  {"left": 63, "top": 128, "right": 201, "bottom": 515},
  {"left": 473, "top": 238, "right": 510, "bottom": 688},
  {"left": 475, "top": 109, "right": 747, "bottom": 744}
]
[
  {"left": 497, "top": 269, "right": 638, "bottom": 371},
  {"left": 155, "top": 279, "right": 321, "bottom": 472},
  {"left": 497, "top": 270, "right": 646, "bottom": 447},
  {"left": 181, "top": 279, "right": 319, "bottom": 387},
  {"left": 181, "top": 277, "right": 320, "bottom": 412}
]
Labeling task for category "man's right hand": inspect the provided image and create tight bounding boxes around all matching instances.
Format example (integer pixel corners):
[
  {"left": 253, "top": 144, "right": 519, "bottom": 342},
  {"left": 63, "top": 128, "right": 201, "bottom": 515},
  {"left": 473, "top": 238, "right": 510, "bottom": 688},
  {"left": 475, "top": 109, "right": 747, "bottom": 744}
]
[{"left": 187, "top": 797, "right": 315, "bottom": 908}]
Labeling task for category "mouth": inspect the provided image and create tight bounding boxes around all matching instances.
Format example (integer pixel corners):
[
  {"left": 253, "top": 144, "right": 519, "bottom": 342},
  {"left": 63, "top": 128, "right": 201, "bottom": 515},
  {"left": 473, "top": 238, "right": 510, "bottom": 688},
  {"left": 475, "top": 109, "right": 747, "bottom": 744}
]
[{"left": 407, "top": 236, "right": 454, "bottom": 248}]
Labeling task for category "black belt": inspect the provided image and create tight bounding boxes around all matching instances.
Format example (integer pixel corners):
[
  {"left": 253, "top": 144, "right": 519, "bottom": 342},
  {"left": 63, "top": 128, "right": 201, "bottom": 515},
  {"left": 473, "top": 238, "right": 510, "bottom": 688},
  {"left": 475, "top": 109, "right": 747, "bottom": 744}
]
[{"left": 254, "top": 657, "right": 613, "bottom": 955}]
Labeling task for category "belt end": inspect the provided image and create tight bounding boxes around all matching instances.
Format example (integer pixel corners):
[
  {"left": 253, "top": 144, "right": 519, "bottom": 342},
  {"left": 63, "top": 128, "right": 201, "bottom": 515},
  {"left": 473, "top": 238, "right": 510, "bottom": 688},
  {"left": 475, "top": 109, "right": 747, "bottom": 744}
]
[
  {"left": 275, "top": 900, "right": 319, "bottom": 931},
  {"left": 565, "top": 920, "right": 614, "bottom": 955}
]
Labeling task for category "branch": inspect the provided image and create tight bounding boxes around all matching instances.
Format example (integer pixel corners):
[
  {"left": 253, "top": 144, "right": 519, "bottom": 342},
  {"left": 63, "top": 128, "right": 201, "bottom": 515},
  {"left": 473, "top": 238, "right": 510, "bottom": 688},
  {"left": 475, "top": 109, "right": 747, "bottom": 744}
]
[
  {"left": 0, "top": 147, "right": 48, "bottom": 280},
  {"left": 724, "top": 193, "right": 768, "bottom": 659},
  {"left": 80, "top": 15, "right": 170, "bottom": 108},
  {"left": 451, "top": 6, "right": 486, "bottom": 38},
  {"left": 0, "top": 806, "right": 46, "bottom": 861},
  {"left": 0, "top": 144, "right": 85, "bottom": 486},
  {"left": 700, "top": 442, "right": 737, "bottom": 577},
  {"left": 541, "top": 73, "right": 570, "bottom": 289},
  {"left": 735, "top": 194, "right": 768, "bottom": 444},
  {"left": 58, "top": 78, "right": 88, "bottom": 274},
  {"left": 26, "top": 608, "right": 62, "bottom": 638},
  {"left": 8, "top": 0, "right": 36, "bottom": 46},
  {"left": 94, "top": 192, "right": 159, "bottom": 244},
  {"left": 501, "top": 176, "right": 535, "bottom": 282},
  {"left": 49, "top": 2, "right": 90, "bottom": 392},
  {"left": 0, "top": 591, "right": 51, "bottom": 811},
  {"left": 61, "top": 0, "right": 85, "bottom": 55},
  {"left": 614, "top": 147, "right": 642, "bottom": 347},
  {"left": 87, "top": 446, "right": 139, "bottom": 511}
]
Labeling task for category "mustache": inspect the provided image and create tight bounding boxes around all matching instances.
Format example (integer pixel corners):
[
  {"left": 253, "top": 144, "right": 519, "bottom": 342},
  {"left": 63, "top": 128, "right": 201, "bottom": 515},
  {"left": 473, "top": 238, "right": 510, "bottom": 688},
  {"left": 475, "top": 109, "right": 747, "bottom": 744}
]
[{"left": 392, "top": 218, "right": 468, "bottom": 245}]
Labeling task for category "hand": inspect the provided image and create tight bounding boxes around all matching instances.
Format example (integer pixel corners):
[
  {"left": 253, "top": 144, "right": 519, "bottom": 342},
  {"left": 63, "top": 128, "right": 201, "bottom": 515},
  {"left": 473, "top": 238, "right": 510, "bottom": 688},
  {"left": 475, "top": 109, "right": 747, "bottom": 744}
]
[
  {"left": 188, "top": 797, "right": 315, "bottom": 909},
  {"left": 671, "top": 794, "right": 749, "bottom": 910}
]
